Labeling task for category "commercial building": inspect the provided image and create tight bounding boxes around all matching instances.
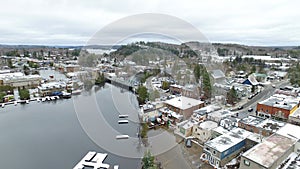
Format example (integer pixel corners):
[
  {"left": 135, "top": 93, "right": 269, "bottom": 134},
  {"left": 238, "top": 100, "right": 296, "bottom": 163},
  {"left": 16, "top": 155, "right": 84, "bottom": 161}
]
[
  {"left": 289, "top": 107, "right": 300, "bottom": 126},
  {"left": 0, "top": 72, "right": 41, "bottom": 88},
  {"left": 256, "top": 94, "right": 300, "bottom": 120},
  {"left": 164, "top": 96, "right": 204, "bottom": 119},
  {"left": 203, "top": 128, "right": 252, "bottom": 167},
  {"left": 238, "top": 115, "right": 285, "bottom": 137},
  {"left": 240, "top": 134, "right": 296, "bottom": 169}
]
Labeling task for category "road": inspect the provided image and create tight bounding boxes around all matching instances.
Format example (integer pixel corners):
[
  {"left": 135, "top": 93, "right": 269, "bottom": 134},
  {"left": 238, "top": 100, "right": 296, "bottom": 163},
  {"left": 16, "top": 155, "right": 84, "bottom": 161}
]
[{"left": 236, "top": 80, "right": 290, "bottom": 119}]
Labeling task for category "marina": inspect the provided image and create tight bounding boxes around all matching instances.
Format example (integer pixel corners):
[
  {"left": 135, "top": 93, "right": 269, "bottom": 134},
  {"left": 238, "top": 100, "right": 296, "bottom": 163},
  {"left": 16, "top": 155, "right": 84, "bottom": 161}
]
[{"left": 73, "top": 151, "right": 111, "bottom": 169}]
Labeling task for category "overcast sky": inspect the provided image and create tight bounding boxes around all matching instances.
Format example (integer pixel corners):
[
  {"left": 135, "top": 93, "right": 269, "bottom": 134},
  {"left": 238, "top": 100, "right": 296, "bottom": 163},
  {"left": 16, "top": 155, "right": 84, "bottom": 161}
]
[{"left": 0, "top": 0, "right": 299, "bottom": 46}]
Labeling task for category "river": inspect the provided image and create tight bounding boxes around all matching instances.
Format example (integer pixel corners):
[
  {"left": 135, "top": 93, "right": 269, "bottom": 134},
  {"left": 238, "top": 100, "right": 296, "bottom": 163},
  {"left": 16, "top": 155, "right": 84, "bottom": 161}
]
[{"left": 0, "top": 84, "right": 141, "bottom": 169}]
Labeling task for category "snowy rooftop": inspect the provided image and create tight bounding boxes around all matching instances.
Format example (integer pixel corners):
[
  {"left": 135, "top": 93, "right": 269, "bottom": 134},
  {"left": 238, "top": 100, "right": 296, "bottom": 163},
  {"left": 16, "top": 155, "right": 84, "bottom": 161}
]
[
  {"left": 205, "top": 128, "right": 251, "bottom": 152},
  {"left": 177, "top": 120, "right": 196, "bottom": 129},
  {"left": 164, "top": 96, "right": 203, "bottom": 110},
  {"left": 276, "top": 123, "right": 300, "bottom": 140},
  {"left": 193, "top": 104, "right": 221, "bottom": 115},
  {"left": 258, "top": 94, "right": 299, "bottom": 110},
  {"left": 212, "top": 126, "right": 230, "bottom": 136},
  {"left": 257, "top": 119, "right": 285, "bottom": 132},
  {"left": 242, "top": 134, "right": 296, "bottom": 168},
  {"left": 239, "top": 115, "right": 264, "bottom": 126},
  {"left": 211, "top": 69, "right": 225, "bottom": 79},
  {"left": 199, "top": 120, "right": 218, "bottom": 130}
]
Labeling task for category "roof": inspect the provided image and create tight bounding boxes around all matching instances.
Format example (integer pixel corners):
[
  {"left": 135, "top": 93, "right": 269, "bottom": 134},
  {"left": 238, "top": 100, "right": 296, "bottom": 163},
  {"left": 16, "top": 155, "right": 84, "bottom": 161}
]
[
  {"left": 239, "top": 115, "right": 264, "bottom": 126},
  {"left": 177, "top": 120, "right": 195, "bottom": 129},
  {"left": 242, "top": 74, "right": 258, "bottom": 86},
  {"left": 242, "top": 134, "right": 297, "bottom": 168},
  {"left": 211, "top": 69, "right": 225, "bottom": 79},
  {"left": 257, "top": 119, "right": 285, "bottom": 132},
  {"left": 164, "top": 96, "right": 203, "bottom": 110},
  {"left": 212, "top": 126, "right": 230, "bottom": 136},
  {"left": 205, "top": 128, "right": 251, "bottom": 152},
  {"left": 276, "top": 123, "right": 300, "bottom": 140},
  {"left": 199, "top": 120, "right": 218, "bottom": 130},
  {"left": 258, "top": 94, "right": 299, "bottom": 111}
]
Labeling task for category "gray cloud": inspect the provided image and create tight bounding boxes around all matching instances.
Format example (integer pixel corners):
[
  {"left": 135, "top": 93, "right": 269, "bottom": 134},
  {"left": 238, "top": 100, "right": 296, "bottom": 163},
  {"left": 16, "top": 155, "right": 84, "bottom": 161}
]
[{"left": 0, "top": 0, "right": 299, "bottom": 46}]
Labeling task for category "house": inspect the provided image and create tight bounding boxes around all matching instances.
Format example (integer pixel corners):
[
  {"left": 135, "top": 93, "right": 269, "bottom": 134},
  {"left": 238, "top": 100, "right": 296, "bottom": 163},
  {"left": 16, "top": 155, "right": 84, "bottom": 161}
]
[
  {"left": 191, "top": 104, "right": 221, "bottom": 122},
  {"left": 242, "top": 74, "right": 259, "bottom": 86},
  {"left": 210, "top": 69, "right": 225, "bottom": 84},
  {"left": 175, "top": 120, "right": 196, "bottom": 138},
  {"left": 193, "top": 120, "right": 218, "bottom": 143},
  {"left": 240, "top": 134, "right": 297, "bottom": 169},
  {"left": 164, "top": 96, "right": 204, "bottom": 119},
  {"left": 202, "top": 128, "right": 252, "bottom": 167},
  {"left": 207, "top": 109, "right": 235, "bottom": 123}
]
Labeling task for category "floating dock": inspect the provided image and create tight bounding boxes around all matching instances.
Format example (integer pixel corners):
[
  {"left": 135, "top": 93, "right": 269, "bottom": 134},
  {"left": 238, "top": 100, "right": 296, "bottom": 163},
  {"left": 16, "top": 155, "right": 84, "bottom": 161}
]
[
  {"left": 73, "top": 151, "right": 110, "bottom": 169},
  {"left": 118, "top": 114, "right": 128, "bottom": 118},
  {"left": 116, "top": 135, "right": 129, "bottom": 139},
  {"left": 118, "top": 120, "right": 129, "bottom": 124}
]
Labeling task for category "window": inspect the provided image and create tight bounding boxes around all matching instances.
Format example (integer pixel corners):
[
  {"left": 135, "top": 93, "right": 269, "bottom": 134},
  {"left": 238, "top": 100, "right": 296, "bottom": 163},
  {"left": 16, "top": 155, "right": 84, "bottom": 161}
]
[
  {"left": 244, "top": 159, "right": 250, "bottom": 166},
  {"left": 213, "top": 150, "right": 216, "bottom": 155}
]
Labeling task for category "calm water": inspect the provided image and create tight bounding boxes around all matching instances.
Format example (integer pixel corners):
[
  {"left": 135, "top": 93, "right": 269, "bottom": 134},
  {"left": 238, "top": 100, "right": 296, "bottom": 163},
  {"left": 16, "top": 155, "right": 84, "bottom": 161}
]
[{"left": 0, "top": 84, "right": 141, "bottom": 169}]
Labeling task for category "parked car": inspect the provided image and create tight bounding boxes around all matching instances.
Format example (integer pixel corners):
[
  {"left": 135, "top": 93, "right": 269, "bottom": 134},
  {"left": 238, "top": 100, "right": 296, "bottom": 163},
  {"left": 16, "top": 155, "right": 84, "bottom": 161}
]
[
  {"left": 238, "top": 106, "right": 244, "bottom": 110},
  {"left": 248, "top": 107, "right": 253, "bottom": 112},
  {"left": 185, "top": 139, "right": 192, "bottom": 148}
]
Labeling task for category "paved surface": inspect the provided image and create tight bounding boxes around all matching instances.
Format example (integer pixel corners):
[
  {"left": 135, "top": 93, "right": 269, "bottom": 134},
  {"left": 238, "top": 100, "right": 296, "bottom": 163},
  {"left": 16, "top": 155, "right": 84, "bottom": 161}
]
[{"left": 156, "top": 136, "right": 213, "bottom": 169}]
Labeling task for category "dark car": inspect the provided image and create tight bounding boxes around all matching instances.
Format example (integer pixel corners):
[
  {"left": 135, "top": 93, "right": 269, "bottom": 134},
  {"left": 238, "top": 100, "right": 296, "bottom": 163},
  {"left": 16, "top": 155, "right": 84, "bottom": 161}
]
[
  {"left": 238, "top": 106, "right": 243, "bottom": 110},
  {"left": 185, "top": 139, "right": 192, "bottom": 148}
]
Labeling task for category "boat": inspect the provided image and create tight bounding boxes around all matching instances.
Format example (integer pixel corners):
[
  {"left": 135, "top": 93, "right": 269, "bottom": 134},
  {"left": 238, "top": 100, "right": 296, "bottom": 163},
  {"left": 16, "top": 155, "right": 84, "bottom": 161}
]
[
  {"left": 41, "top": 97, "right": 46, "bottom": 102},
  {"left": 62, "top": 91, "right": 71, "bottom": 99},
  {"left": 118, "top": 120, "right": 129, "bottom": 124},
  {"left": 14, "top": 101, "right": 18, "bottom": 106},
  {"left": 114, "top": 165, "right": 119, "bottom": 169},
  {"left": 26, "top": 100, "right": 29, "bottom": 104},
  {"left": 50, "top": 96, "right": 56, "bottom": 100},
  {"left": 1, "top": 103, "right": 5, "bottom": 108},
  {"left": 118, "top": 114, "right": 129, "bottom": 118},
  {"left": 116, "top": 135, "right": 129, "bottom": 139},
  {"left": 71, "top": 89, "right": 82, "bottom": 95}
]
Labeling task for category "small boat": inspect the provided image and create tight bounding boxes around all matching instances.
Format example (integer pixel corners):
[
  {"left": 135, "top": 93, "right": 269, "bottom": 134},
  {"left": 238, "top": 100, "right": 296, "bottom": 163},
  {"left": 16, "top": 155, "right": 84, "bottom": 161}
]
[
  {"left": 41, "top": 97, "right": 46, "bottom": 102},
  {"left": 1, "top": 103, "right": 5, "bottom": 108},
  {"left": 116, "top": 135, "right": 129, "bottom": 139},
  {"left": 118, "top": 120, "right": 129, "bottom": 124},
  {"left": 50, "top": 96, "right": 56, "bottom": 100},
  {"left": 72, "top": 89, "right": 82, "bottom": 95},
  {"left": 114, "top": 165, "right": 119, "bottom": 169},
  {"left": 118, "top": 115, "right": 129, "bottom": 118},
  {"left": 62, "top": 91, "right": 71, "bottom": 99},
  {"left": 14, "top": 101, "right": 18, "bottom": 106},
  {"left": 45, "top": 96, "right": 51, "bottom": 101},
  {"left": 26, "top": 100, "right": 29, "bottom": 104}
]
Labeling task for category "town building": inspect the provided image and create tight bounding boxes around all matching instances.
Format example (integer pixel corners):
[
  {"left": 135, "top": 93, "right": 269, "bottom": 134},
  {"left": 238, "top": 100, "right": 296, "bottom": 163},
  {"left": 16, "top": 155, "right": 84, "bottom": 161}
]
[
  {"left": 210, "top": 69, "right": 225, "bottom": 84},
  {"left": 164, "top": 96, "right": 204, "bottom": 119},
  {"left": 0, "top": 72, "right": 41, "bottom": 88},
  {"left": 175, "top": 120, "right": 196, "bottom": 138},
  {"left": 192, "top": 120, "right": 218, "bottom": 143},
  {"left": 203, "top": 128, "right": 252, "bottom": 167},
  {"left": 240, "top": 134, "right": 297, "bottom": 169},
  {"left": 289, "top": 107, "right": 300, "bottom": 126},
  {"left": 257, "top": 94, "right": 300, "bottom": 120}
]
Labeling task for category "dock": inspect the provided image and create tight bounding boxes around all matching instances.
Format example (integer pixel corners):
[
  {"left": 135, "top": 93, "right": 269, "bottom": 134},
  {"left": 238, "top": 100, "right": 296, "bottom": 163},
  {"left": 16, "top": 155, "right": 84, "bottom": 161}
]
[
  {"left": 118, "top": 114, "right": 129, "bottom": 118},
  {"left": 116, "top": 135, "right": 129, "bottom": 139},
  {"left": 118, "top": 120, "right": 129, "bottom": 124},
  {"left": 73, "top": 151, "right": 110, "bottom": 169}
]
